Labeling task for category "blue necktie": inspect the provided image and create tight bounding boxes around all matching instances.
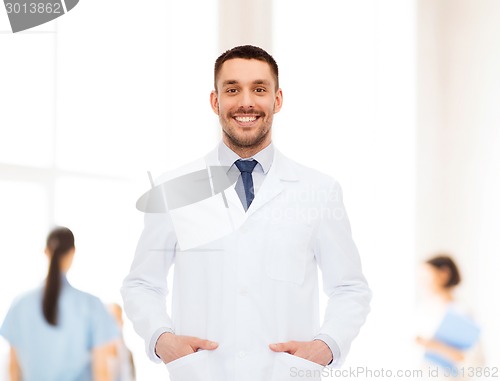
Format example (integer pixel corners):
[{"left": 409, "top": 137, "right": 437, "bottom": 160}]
[{"left": 235, "top": 159, "right": 258, "bottom": 210}]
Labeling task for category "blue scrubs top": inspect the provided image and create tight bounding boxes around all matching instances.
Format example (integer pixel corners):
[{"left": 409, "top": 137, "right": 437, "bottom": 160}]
[{"left": 0, "top": 277, "right": 119, "bottom": 381}]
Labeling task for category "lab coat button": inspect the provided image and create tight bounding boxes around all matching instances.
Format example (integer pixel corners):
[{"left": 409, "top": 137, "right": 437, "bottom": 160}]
[
  {"left": 239, "top": 287, "right": 248, "bottom": 296},
  {"left": 238, "top": 351, "right": 246, "bottom": 358}
]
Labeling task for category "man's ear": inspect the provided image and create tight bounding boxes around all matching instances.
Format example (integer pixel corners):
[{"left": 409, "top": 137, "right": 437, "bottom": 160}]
[
  {"left": 210, "top": 90, "right": 219, "bottom": 115},
  {"left": 274, "top": 88, "right": 283, "bottom": 114}
]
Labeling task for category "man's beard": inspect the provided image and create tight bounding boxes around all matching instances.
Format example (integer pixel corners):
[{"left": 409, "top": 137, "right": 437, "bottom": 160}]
[
  {"left": 222, "top": 123, "right": 271, "bottom": 148},
  {"left": 221, "top": 108, "right": 273, "bottom": 148}
]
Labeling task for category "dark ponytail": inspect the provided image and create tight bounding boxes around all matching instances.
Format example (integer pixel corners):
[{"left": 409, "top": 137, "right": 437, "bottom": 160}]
[{"left": 42, "top": 227, "right": 75, "bottom": 326}]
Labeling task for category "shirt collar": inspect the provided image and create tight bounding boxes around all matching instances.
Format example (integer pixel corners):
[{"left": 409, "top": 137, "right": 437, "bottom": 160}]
[
  {"left": 61, "top": 274, "right": 70, "bottom": 287},
  {"left": 218, "top": 140, "right": 274, "bottom": 174}
]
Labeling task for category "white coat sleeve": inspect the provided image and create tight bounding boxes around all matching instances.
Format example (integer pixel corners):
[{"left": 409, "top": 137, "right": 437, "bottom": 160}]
[
  {"left": 121, "top": 211, "right": 177, "bottom": 363},
  {"left": 313, "top": 179, "right": 372, "bottom": 367}
]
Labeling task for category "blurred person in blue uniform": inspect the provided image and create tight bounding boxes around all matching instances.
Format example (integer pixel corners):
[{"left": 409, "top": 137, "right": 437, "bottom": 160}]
[
  {"left": 0, "top": 227, "right": 119, "bottom": 381},
  {"left": 415, "top": 255, "right": 484, "bottom": 380}
]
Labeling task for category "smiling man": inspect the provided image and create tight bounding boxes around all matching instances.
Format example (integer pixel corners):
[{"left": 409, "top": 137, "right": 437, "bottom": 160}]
[
  {"left": 121, "top": 45, "right": 371, "bottom": 381},
  {"left": 212, "top": 56, "right": 281, "bottom": 156}
]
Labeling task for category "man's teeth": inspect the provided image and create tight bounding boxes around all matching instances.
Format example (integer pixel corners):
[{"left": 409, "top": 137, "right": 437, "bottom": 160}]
[{"left": 235, "top": 116, "right": 257, "bottom": 122}]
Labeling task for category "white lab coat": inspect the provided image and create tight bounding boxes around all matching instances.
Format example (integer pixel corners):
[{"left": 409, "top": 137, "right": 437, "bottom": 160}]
[{"left": 121, "top": 146, "right": 371, "bottom": 381}]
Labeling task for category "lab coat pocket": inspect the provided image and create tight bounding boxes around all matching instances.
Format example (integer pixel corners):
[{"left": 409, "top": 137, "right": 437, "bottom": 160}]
[
  {"left": 265, "top": 222, "right": 313, "bottom": 285},
  {"left": 272, "top": 352, "right": 324, "bottom": 381},
  {"left": 166, "top": 350, "right": 212, "bottom": 381}
]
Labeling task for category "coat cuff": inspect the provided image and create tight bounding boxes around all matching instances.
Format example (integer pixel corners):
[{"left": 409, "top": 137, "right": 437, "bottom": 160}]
[
  {"left": 149, "top": 327, "right": 175, "bottom": 363},
  {"left": 314, "top": 334, "right": 341, "bottom": 367}
]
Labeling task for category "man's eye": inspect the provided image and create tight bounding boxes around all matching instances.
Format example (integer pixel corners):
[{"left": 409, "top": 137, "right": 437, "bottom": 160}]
[
  {"left": 255, "top": 88, "right": 266, "bottom": 93},
  {"left": 226, "top": 88, "right": 238, "bottom": 93}
]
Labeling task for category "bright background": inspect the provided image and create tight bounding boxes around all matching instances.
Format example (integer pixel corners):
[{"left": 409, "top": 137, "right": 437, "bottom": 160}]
[{"left": 1, "top": 0, "right": 499, "bottom": 379}]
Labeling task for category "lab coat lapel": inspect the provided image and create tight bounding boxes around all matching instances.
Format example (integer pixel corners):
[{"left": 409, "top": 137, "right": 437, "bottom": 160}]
[
  {"left": 203, "top": 146, "right": 247, "bottom": 217},
  {"left": 202, "top": 146, "right": 300, "bottom": 219},
  {"left": 246, "top": 149, "right": 299, "bottom": 218}
]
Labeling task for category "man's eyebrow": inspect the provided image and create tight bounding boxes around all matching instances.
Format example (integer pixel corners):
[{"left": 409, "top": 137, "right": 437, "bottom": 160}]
[
  {"left": 252, "top": 79, "right": 271, "bottom": 85},
  {"left": 221, "top": 79, "right": 271, "bottom": 87},
  {"left": 222, "top": 80, "right": 238, "bottom": 87}
]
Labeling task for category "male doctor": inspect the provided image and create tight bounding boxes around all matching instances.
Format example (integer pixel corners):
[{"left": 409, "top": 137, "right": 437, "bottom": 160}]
[{"left": 121, "top": 45, "right": 371, "bottom": 381}]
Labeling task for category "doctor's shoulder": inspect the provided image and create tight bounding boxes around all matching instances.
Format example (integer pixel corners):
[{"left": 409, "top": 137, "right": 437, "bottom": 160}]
[
  {"left": 2, "top": 287, "right": 41, "bottom": 319},
  {"left": 279, "top": 152, "right": 342, "bottom": 193},
  {"left": 68, "top": 287, "right": 113, "bottom": 315},
  {"left": 67, "top": 288, "right": 120, "bottom": 340},
  {"left": 153, "top": 155, "right": 207, "bottom": 187},
  {"left": 0, "top": 287, "right": 46, "bottom": 341}
]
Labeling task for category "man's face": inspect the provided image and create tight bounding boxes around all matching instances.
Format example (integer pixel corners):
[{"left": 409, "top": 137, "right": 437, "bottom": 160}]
[{"left": 210, "top": 58, "right": 283, "bottom": 150}]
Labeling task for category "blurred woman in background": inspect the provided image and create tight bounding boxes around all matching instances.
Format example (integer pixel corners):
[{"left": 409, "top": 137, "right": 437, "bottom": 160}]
[
  {"left": 416, "top": 254, "right": 484, "bottom": 380},
  {"left": 0, "top": 227, "right": 119, "bottom": 381}
]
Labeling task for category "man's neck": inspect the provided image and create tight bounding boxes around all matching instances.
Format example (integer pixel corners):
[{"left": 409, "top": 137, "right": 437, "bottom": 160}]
[{"left": 222, "top": 137, "right": 272, "bottom": 159}]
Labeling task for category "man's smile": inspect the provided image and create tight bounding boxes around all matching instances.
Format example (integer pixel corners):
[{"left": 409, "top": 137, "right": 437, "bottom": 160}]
[{"left": 232, "top": 113, "right": 263, "bottom": 127}]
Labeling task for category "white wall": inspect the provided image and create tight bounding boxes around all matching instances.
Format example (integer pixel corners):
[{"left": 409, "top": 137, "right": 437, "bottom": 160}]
[
  {"left": 273, "top": 0, "right": 417, "bottom": 373},
  {"left": 417, "top": 0, "right": 500, "bottom": 364}
]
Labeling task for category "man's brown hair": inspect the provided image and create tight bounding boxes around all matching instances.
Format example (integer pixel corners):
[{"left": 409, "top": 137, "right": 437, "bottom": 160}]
[{"left": 214, "top": 45, "right": 279, "bottom": 91}]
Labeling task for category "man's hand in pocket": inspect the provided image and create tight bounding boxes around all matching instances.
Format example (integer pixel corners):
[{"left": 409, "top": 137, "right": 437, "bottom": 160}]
[
  {"left": 155, "top": 332, "right": 218, "bottom": 364},
  {"left": 269, "top": 339, "right": 332, "bottom": 366}
]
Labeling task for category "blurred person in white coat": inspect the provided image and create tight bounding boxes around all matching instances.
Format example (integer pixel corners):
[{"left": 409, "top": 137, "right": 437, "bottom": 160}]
[
  {"left": 416, "top": 255, "right": 484, "bottom": 380},
  {"left": 121, "top": 45, "right": 371, "bottom": 381}
]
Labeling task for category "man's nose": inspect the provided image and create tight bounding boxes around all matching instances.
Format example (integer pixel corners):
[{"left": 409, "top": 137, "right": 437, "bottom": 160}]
[{"left": 239, "top": 89, "right": 255, "bottom": 108}]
